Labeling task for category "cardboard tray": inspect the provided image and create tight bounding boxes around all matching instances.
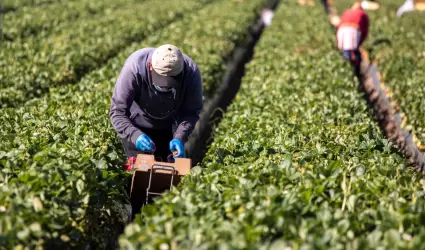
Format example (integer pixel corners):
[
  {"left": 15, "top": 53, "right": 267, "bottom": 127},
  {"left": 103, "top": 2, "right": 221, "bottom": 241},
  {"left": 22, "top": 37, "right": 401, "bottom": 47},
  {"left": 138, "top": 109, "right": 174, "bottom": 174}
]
[{"left": 129, "top": 154, "right": 191, "bottom": 214}]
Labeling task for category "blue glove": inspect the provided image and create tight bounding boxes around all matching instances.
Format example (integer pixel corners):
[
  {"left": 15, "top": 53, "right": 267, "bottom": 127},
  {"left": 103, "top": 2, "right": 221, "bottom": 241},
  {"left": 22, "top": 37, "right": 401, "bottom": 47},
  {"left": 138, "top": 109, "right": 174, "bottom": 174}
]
[
  {"left": 135, "top": 134, "right": 155, "bottom": 152},
  {"left": 169, "top": 139, "right": 185, "bottom": 158}
]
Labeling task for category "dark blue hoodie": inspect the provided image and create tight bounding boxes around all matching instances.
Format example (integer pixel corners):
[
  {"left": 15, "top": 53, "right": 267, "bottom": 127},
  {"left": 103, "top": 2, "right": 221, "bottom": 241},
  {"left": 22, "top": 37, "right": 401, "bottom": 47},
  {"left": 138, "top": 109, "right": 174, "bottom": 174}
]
[{"left": 110, "top": 48, "right": 203, "bottom": 145}]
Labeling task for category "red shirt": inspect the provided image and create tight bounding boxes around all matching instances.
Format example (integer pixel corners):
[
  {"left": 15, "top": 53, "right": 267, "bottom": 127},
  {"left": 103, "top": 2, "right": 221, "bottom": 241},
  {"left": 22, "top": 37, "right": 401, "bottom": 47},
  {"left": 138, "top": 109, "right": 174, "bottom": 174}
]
[{"left": 338, "top": 8, "right": 369, "bottom": 44}]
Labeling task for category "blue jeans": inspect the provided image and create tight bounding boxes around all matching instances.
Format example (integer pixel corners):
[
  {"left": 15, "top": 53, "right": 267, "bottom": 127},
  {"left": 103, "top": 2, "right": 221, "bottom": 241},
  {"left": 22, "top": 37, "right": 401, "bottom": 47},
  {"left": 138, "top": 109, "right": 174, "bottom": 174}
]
[{"left": 342, "top": 49, "right": 362, "bottom": 65}]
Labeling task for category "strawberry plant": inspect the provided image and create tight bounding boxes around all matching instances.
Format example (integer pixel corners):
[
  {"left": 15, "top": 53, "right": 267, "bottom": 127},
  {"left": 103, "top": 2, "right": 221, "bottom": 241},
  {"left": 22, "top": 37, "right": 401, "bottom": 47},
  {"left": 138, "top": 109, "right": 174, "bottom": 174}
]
[{"left": 120, "top": 2, "right": 425, "bottom": 249}]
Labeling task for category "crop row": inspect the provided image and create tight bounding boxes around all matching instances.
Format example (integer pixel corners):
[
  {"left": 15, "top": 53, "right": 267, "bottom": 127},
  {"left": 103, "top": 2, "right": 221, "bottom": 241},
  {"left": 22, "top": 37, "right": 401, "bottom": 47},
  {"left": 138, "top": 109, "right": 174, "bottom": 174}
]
[
  {"left": 1, "top": 0, "right": 61, "bottom": 12},
  {"left": 2, "top": 0, "right": 128, "bottom": 40},
  {"left": 0, "top": 0, "right": 269, "bottom": 248},
  {"left": 364, "top": 1, "right": 425, "bottom": 148},
  {"left": 0, "top": 0, "right": 211, "bottom": 108},
  {"left": 120, "top": 2, "right": 425, "bottom": 249},
  {"left": 331, "top": 0, "right": 425, "bottom": 148}
]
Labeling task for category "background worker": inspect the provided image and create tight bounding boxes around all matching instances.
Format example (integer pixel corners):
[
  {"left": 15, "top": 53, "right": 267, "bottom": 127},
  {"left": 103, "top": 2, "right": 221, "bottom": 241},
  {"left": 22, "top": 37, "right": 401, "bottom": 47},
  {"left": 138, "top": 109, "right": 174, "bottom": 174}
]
[
  {"left": 110, "top": 44, "right": 203, "bottom": 164},
  {"left": 336, "top": 2, "right": 370, "bottom": 68},
  {"left": 397, "top": 0, "right": 425, "bottom": 17}
]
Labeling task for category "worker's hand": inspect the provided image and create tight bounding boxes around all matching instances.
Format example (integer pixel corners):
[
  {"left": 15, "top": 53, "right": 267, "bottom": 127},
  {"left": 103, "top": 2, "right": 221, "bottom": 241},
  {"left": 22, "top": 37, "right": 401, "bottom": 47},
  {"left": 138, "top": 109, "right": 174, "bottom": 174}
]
[
  {"left": 169, "top": 139, "right": 185, "bottom": 158},
  {"left": 135, "top": 134, "right": 155, "bottom": 152}
]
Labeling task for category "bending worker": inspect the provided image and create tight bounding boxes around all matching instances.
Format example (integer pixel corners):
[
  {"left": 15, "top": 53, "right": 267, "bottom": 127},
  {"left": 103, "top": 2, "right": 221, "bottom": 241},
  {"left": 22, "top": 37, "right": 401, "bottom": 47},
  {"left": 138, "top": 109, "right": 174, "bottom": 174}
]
[
  {"left": 336, "top": 2, "right": 369, "bottom": 66},
  {"left": 110, "top": 44, "right": 203, "bottom": 162},
  {"left": 397, "top": 0, "right": 425, "bottom": 17}
]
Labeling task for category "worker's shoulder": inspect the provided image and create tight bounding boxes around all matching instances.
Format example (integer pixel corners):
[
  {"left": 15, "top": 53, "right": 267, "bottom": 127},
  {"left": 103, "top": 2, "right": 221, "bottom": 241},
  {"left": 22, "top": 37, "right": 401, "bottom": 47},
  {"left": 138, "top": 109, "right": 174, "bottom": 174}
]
[
  {"left": 123, "top": 48, "right": 154, "bottom": 73},
  {"left": 181, "top": 54, "right": 201, "bottom": 86},
  {"left": 182, "top": 53, "right": 200, "bottom": 73},
  {"left": 126, "top": 48, "right": 155, "bottom": 62}
]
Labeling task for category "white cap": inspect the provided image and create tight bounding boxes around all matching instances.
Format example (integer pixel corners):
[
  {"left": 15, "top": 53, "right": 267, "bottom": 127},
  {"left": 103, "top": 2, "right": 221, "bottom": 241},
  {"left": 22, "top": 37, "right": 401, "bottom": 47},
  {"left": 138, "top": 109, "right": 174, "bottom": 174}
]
[
  {"left": 151, "top": 44, "right": 184, "bottom": 88},
  {"left": 152, "top": 44, "right": 184, "bottom": 76}
]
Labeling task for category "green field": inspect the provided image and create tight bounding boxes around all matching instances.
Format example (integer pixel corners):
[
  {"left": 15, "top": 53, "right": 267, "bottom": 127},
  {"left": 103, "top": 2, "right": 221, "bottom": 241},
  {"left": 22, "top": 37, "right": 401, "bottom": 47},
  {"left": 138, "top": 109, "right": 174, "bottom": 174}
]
[
  {"left": 120, "top": 2, "right": 425, "bottom": 249},
  {"left": 0, "top": 0, "right": 270, "bottom": 248},
  {"left": 1, "top": 0, "right": 425, "bottom": 249}
]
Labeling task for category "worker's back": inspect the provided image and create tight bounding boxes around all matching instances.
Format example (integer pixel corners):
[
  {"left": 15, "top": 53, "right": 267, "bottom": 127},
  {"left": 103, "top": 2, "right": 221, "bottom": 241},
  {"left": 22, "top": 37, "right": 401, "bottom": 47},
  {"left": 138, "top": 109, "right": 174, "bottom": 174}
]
[{"left": 338, "top": 7, "right": 369, "bottom": 43}]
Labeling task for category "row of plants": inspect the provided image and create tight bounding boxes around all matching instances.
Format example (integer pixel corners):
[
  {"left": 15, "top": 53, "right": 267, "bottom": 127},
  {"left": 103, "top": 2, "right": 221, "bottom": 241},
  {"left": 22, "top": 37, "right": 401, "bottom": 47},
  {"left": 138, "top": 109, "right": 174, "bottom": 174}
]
[
  {"left": 331, "top": 0, "right": 425, "bottom": 148},
  {"left": 0, "top": 0, "right": 212, "bottom": 108},
  {"left": 364, "top": 1, "right": 425, "bottom": 148},
  {"left": 120, "top": 2, "right": 425, "bottom": 249},
  {"left": 322, "top": 0, "right": 425, "bottom": 173},
  {"left": 0, "top": 0, "right": 270, "bottom": 248},
  {"left": 2, "top": 0, "right": 128, "bottom": 40},
  {"left": 1, "top": 0, "right": 61, "bottom": 12}
]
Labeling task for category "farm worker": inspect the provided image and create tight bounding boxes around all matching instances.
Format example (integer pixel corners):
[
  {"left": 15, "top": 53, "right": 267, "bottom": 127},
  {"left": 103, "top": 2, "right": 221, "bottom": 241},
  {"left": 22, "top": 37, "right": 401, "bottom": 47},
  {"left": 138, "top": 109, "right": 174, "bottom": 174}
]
[
  {"left": 396, "top": 0, "right": 425, "bottom": 17},
  {"left": 336, "top": 2, "right": 369, "bottom": 66},
  {"left": 110, "top": 44, "right": 203, "bottom": 162}
]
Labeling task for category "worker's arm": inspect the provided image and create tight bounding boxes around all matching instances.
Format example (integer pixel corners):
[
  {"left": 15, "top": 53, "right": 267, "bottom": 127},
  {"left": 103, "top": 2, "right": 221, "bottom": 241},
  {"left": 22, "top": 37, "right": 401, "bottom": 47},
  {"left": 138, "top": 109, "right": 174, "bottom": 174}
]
[
  {"left": 173, "top": 67, "right": 203, "bottom": 143},
  {"left": 360, "top": 13, "right": 369, "bottom": 45},
  {"left": 396, "top": 0, "right": 415, "bottom": 17},
  {"left": 110, "top": 62, "right": 143, "bottom": 145}
]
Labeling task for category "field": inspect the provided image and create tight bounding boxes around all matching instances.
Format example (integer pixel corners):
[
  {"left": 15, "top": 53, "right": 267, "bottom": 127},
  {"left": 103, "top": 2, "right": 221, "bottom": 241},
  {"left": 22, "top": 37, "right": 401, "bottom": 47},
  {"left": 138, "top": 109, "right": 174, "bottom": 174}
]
[
  {"left": 1, "top": 0, "right": 425, "bottom": 249},
  {"left": 120, "top": 1, "right": 425, "bottom": 249}
]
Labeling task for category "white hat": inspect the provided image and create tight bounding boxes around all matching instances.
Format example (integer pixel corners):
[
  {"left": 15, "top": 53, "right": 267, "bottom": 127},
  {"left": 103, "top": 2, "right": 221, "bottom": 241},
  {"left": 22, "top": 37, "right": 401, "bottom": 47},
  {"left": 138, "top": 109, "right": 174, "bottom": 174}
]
[{"left": 151, "top": 44, "right": 184, "bottom": 88}]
